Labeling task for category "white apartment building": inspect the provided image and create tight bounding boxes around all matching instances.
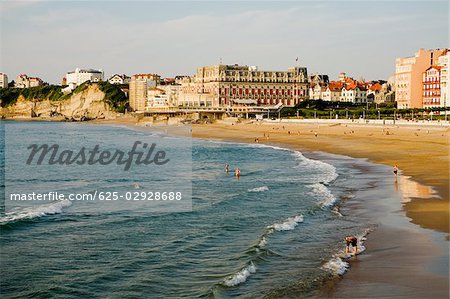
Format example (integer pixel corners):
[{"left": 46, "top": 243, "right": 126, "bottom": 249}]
[
  {"left": 65, "top": 68, "right": 104, "bottom": 88},
  {"left": 0, "top": 73, "right": 8, "bottom": 88},
  {"left": 437, "top": 50, "right": 449, "bottom": 108},
  {"left": 340, "top": 84, "right": 368, "bottom": 103},
  {"left": 15, "top": 74, "right": 44, "bottom": 88},
  {"left": 108, "top": 74, "right": 131, "bottom": 85}
]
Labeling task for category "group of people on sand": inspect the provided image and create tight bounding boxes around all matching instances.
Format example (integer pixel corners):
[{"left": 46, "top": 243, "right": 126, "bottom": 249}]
[{"left": 224, "top": 163, "right": 240, "bottom": 178}]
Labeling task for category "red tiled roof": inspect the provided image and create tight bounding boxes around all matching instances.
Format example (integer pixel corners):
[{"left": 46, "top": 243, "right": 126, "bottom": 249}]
[
  {"left": 369, "top": 83, "right": 382, "bottom": 92},
  {"left": 425, "top": 65, "right": 442, "bottom": 71},
  {"left": 327, "top": 82, "right": 343, "bottom": 91}
]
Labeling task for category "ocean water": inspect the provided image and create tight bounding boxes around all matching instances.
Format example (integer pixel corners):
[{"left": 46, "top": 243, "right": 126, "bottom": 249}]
[{"left": 0, "top": 122, "right": 375, "bottom": 298}]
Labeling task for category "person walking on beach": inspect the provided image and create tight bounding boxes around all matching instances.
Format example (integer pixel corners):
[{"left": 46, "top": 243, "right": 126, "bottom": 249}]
[
  {"left": 345, "top": 236, "right": 358, "bottom": 256},
  {"left": 393, "top": 165, "right": 398, "bottom": 176}
]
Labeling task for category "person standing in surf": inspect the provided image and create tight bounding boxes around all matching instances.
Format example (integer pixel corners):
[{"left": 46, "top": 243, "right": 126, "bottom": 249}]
[
  {"left": 393, "top": 165, "right": 398, "bottom": 176},
  {"left": 225, "top": 163, "right": 229, "bottom": 173},
  {"left": 235, "top": 168, "right": 241, "bottom": 179},
  {"left": 345, "top": 236, "right": 358, "bottom": 256}
]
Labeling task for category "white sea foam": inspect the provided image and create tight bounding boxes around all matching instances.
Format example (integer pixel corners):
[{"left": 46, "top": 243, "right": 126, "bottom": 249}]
[
  {"left": 0, "top": 200, "right": 72, "bottom": 225},
  {"left": 331, "top": 206, "right": 343, "bottom": 217},
  {"left": 223, "top": 262, "right": 257, "bottom": 287},
  {"left": 258, "top": 236, "right": 268, "bottom": 248},
  {"left": 248, "top": 186, "right": 269, "bottom": 192},
  {"left": 292, "top": 151, "right": 338, "bottom": 184},
  {"left": 311, "top": 183, "right": 337, "bottom": 207},
  {"left": 204, "top": 140, "right": 338, "bottom": 185},
  {"left": 268, "top": 215, "right": 304, "bottom": 231},
  {"left": 322, "top": 256, "right": 349, "bottom": 276},
  {"left": 322, "top": 228, "right": 372, "bottom": 276}
]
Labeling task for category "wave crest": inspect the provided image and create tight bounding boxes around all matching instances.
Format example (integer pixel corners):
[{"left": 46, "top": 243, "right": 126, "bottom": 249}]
[
  {"left": 268, "top": 215, "right": 304, "bottom": 231},
  {"left": 0, "top": 200, "right": 72, "bottom": 225},
  {"left": 311, "top": 183, "right": 337, "bottom": 207},
  {"left": 322, "top": 256, "right": 349, "bottom": 276},
  {"left": 248, "top": 186, "right": 269, "bottom": 192},
  {"left": 223, "top": 262, "right": 257, "bottom": 287}
]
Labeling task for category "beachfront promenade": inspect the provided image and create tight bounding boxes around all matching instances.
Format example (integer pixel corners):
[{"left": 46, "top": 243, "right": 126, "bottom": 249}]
[{"left": 264, "top": 118, "right": 450, "bottom": 127}]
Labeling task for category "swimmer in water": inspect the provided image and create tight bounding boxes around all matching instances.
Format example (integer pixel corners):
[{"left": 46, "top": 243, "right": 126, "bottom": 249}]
[
  {"left": 345, "top": 236, "right": 358, "bottom": 256},
  {"left": 225, "top": 163, "right": 229, "bottom": 173}
]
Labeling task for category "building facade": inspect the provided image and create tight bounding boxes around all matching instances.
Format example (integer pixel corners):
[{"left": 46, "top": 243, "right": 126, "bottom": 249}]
[
  {"left": 108, "top": 74, "right": 131, "bottom": 85},
  {"left": 0, "top": 73, "right": 8, "bottom": 88},
  {"left": 309, "top": 83, "right": 326, "bottom": 100},
  {"left": 65, "top": 68, "right": 104, "bottom": 88},
  {"left": 437, "top": 50, "right": 449, "bottom": 108},
  {"left": 129, "top": 74, "right": 160, "bottom": 111},
  {"left": 14, "top": 74, "right": 44, "bottom": 88},
  {"left": 179, "top": 64, "right": 309, "bottom": 107},
  {"left": 321, "top": 82, "right": 342, "bottom": 101},
  {"left": 422, "top": 66, "right": 441, "bottom": 109},
  {"left": 340, "top": 83, "right": 368, "bottom": 103},
  {"left": 395, "top": 48, "right": 446, "bottom": 108}
]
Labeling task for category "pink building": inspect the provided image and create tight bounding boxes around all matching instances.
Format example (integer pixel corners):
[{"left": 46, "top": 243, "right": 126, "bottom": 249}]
[
  {"left": 422, "top": 66, "right": 441, "bottom": 108},
  {"left": 395, "top": 48, "right": 446, "bottom": 109}
]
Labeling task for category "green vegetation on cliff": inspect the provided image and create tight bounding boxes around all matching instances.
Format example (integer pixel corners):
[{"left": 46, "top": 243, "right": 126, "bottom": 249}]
[
  {"left": 0, "top": 82, "right": 128, "bottom": 112},
  {"left": 97, "top": 82, "right": 128, "bottom": 113},
  {"left": 0, "top": 85, "right": 65, "bottom": 107}
]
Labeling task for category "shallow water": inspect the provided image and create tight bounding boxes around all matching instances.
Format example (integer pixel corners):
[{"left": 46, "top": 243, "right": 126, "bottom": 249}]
[{"left": 0, "top": 122, "right": 378, "bottom": 298}]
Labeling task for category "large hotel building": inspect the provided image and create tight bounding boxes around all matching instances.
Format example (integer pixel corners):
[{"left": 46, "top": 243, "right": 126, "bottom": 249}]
[{"left": 178, "top": 64, "right": 309, "bottom": 107}]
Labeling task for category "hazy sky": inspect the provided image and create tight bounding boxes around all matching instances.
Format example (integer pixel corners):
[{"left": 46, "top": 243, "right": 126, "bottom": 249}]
[{"left": 0, "top": 1, "right": 448, "bottom": 84}]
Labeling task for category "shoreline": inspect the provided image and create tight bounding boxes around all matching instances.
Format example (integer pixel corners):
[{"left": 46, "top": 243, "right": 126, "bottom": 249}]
[
  {"left": 187, "top": 121, "right": 449, "bottom": 234},
  {"left": 114, "top": 119, "right": 448, "bottom": 297}
]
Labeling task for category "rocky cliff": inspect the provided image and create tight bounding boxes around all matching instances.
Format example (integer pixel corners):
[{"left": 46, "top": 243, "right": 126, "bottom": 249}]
[{"left": 0, "top": 83, "right": 122, "bottom": 121}]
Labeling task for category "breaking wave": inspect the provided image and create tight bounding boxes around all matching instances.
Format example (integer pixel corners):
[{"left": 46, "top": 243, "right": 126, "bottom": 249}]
[
  {"left": 321, "top": 228, "right": 372, "bottom": 276},
  {"left": 248, "top": 186, "right": 269, "bottom": 192},
  {"left": 267, "top": 215, "right": 304, "bottom": 232},
  {"left": 311, "top": 183, "right": 337, "bottom": 207},
  {"left": 223, "top": 262, "right": 257, "bottom": 287},
  {"left": 0, "top": 200, "right": 72, "bottom": 225}
]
